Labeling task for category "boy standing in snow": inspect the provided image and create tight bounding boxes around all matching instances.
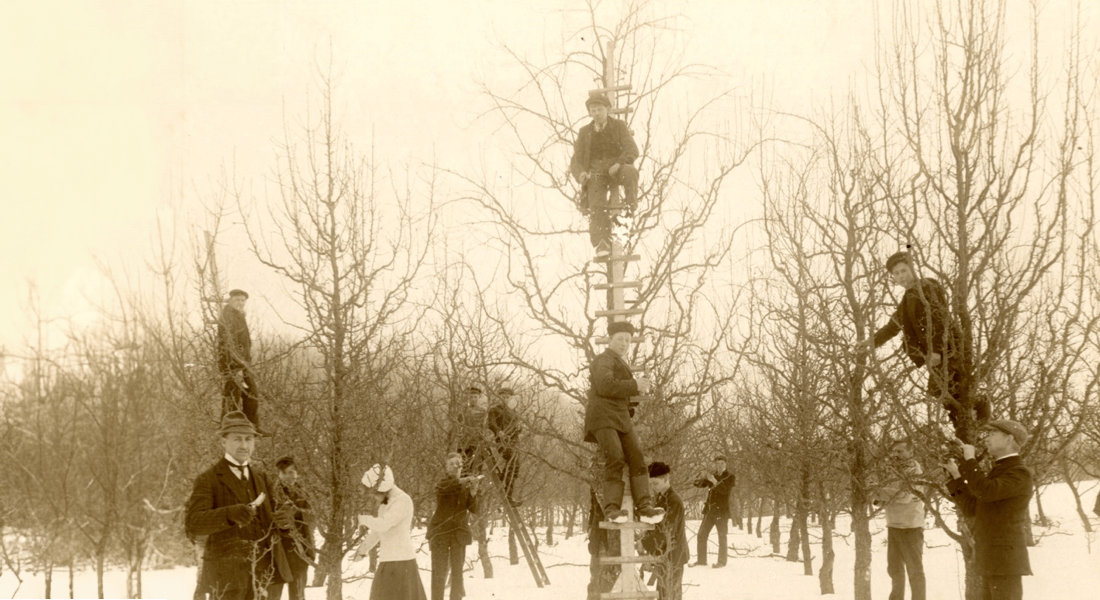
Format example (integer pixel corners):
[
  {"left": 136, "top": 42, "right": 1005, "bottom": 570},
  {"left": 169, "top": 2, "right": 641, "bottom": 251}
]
[{"left": 872, "top": 440, "right": 926, "bottom": 600}]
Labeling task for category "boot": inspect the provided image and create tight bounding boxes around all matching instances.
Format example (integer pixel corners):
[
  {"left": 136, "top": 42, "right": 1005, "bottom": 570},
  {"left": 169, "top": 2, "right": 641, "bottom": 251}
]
[
  {"left": 605, "top": 506, "right": 628, "bottom": 524},
  {"left": 630, "top": 475, "right": 665, "bottom": 524}
]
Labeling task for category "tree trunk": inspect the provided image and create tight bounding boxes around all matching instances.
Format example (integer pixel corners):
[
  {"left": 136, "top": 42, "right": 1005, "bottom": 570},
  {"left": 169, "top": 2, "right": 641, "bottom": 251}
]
[
  {"left": 818, "top": 510, "right": 835, "bottom": 594},
  {"left": 1033, "top": 485, "right": 1049, "bottom": 527},
  {"left": 769, "top": 499, "right": 781, "bottom": 554},
  {"left": 545, "top": 506, "right": 555, "bottom": 545},
  {"left": 508, "top": 527, "right": 519, "bottom": 565},
  {"left": 96, "top": 551, "right": 106, "bottom": 599},
  {"left": 785, "top": 515, "right": 801, "bottom": 562},
  {"left": 476, "top": 513, "right": 494, "bottom": 578},
  {"left": 1061, "top": 462, "right": 1093, "bottom": 532},
  {"left": 756, "top": 497, "right": 765, "bottom": 539},
  {"left": 566, "top": 498, "right": 578, "bottom": 539},
  {"left": 69, "top": 560, "right": 74, "bottom": 599},
  {"left": 44, "top": 562, "right": 53, "bottom": 599}
]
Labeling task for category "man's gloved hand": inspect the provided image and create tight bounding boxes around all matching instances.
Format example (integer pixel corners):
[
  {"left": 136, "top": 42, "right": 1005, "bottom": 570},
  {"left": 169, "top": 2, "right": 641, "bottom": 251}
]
[
  {"left": 274, "top": 503, "right": 296, "bottom": 530},
  {"left": 227, "top": 504, "right": 257, "bottom": 526}
]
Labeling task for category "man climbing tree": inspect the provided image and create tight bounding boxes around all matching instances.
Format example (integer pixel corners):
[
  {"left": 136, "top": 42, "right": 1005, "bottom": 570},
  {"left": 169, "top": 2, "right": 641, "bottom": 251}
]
[
  {"left": 569, "top": 93, "right": 640, "bottom": 258},
  {"left": 584, "top": 320, "right": 664, "bottom": 524},
  {"left": 218, "top": 289, "right": 264, "bottom": 431},
  {"left": 856, "top": 251, "right": 988, "bottom": 433}
]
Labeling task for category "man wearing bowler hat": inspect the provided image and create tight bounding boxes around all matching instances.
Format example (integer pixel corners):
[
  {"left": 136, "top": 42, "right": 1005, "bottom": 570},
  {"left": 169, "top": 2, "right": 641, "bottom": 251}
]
[
  {"left": 584, "top": 320, "right": 664, "bottom": 524},
  {"left": 186, "top": 411, "right": 290, "bottom": 600},
  {"left": 570, "top": 92, "right": 640, "bottom": 258},
  {"left": 944, "top": 420, "right": 1033, "bottom": 600}
]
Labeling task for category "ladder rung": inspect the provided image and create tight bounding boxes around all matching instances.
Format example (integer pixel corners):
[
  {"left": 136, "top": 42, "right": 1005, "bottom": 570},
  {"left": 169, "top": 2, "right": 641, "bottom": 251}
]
[
  {"left": 589, "top": 84, "right": 633, "bottom": 94},
  {"left": 599, "top": 555, "right": 661, "bottom": 564},
  {"left": 599, "top": 520, "right": 655, "bottom": 530},
  {"left": 593, "top": 281, "right": 642, "bottom": 290},
  {"left": 595, "top": 308, "right": 644, "bottom": 318},
  {"left": 593, "top": 254, "right": 641, "bottom": 263},
  {"left": 601, "top": 592, "right": 659, "bottom": 599}
]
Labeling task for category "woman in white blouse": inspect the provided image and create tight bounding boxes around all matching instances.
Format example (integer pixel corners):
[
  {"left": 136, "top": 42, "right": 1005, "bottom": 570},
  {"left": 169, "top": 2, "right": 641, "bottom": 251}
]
[{"left": 353, "top": 464, "right": 427, "bottom": 600}]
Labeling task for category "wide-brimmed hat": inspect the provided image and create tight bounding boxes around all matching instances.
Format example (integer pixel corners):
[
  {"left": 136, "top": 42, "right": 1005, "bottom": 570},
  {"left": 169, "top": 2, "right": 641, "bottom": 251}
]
[
  {"left": 218, "top": 411, "right": 258, "bottom": 437},
  {"left": 361, "top": 464, "right": 395, "bottom": 492},
  {"left": 981, "top": 419, "right": 1029, "bottom": 446}
]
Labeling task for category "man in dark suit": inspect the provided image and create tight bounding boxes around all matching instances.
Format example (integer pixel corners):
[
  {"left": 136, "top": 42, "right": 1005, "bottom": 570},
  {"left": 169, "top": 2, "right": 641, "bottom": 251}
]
[
  {"left": 691, "top": 455, "right": 735, "bottom": 568},
  {"left": 570, "top": 93, "right": 641, "bottom": 257},
  {"left": 218, "top": 289, "right": 263, "bottom": 430},
  {"left": 427, "top": 452, "right": 481, "bottom": 600},
  {"left": 642, "top": 462, "right": 688, "bottom": 600},
  {"left": 269, "top": 456, "right": 314, "bottom": 600},
  {"left": 584, "top": 320, "right": 663, "bottom": 524},
  {"left": 186, "top": 411, "right": 289, "bottom": 600},
  {"left": 488, "top": 386, "right": 522, "bottom": 505},
  {"left": 945, "top": 419, "right": 1033, "bottom": 600}
]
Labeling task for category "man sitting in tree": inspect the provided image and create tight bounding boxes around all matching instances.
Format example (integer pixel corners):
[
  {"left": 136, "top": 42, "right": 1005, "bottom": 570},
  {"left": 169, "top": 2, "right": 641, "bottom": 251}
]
[
  {"left": 570, "top": 93, "right": 640, "bottom": 258},
  {"left": 584, "top": 320, "right": 664, "bottom": 524},
  {"left": 857, "top": 251, "right": 989, "bottom": 431}
]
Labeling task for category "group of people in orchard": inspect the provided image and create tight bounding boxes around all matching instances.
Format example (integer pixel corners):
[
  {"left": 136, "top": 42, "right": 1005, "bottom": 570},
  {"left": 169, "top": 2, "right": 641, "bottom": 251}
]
[{"left": 185, "top": 94, "right": 1046, "bottom": 600}]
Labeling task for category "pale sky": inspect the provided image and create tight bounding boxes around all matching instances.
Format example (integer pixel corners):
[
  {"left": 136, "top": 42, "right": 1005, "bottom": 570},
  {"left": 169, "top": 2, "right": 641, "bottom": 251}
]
[{"left": 0, "top": 0, "right": 1086, "bottom": 352}]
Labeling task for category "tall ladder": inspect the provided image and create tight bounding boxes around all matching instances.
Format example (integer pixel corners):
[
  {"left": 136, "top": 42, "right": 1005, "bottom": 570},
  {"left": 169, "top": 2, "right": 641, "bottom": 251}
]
[
  {"left": 590, "top": 39, "right": 658, "bottom": 600},
  {"left": 485, "top": 445, "right": 550, "bottom": 587}
]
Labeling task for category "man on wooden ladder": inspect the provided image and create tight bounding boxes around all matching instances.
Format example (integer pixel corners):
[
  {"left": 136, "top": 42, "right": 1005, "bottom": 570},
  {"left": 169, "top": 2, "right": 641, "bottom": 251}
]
[
  {"left": 570, "top": 93, "right": 640, "bottom": 259},
  {"left": 584, "top": 320, "right": 665, "bottom": 525}
]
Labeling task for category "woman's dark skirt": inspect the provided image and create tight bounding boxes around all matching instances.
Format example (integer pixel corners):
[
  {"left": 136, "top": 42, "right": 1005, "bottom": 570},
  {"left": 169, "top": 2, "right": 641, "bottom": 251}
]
[{"left": 370, "top": 559, "right": 427, "bottom": 600}]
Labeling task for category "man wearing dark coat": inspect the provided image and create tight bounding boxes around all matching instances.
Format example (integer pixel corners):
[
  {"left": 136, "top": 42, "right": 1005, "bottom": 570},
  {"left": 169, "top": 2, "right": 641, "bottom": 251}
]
[
  {"left": 691, "top": 455, "right": 735, "bottom": 568},
  {"left": 585, "top": 320, "right": 664, "bottom": 524},
  {"left": 570, "top": 93, "right": 640, "bottom": 257},
  {"left": 945, "top": 419, "right": 1033, "bottom": 600},
  {"left": 218, "top": 289, "right": 262, "bottom": 429},
  {"left": 858, "top": 252, "right": 989, "bottom": 431},
  {"left": 269, "top": 456, "right": 315, "bottom": 600},
  {"left": 185, "top": 411, "right": 290, "bottom": 600},
  {"left": 488, "top": 387, "right": 522, "bottom": 505},
  {"left": 427, "top": 452, "right": 481, "bottom": 600},
  {"left": 642, "top": 462, "right": 688, "bottom": 600}
]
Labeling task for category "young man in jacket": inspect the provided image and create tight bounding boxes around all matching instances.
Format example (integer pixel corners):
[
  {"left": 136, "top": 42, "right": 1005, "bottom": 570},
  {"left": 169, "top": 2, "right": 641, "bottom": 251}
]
[
  {"left": 185, "top": 411, "right": 290, "bottom": 600},
  {"left": 872, "top": 440, "right": 926, "bottom": 600},
  {"left": 642, "top": 462, "right": 688, "bottom": 600},
  {"left": 218, "top": 289, "right": 264, "bottom": 430},
  {"left": 269, "top": 456, "right": 315, "bottom": 600},
  {"left": 944, "top": 420, "right": 1033, "bottom": 600},
  {"left": 427, "top": 452, "right": 481, "bottom": 600},
  {"left": 857, "top": 252, "right": 988, "bottom": 431},
  {"left": 691, "top": 455, "right": 735, "bottom": 568},
  {"left": 585, "top": 320, "right": 664, "bottom": 524},
  {"left": 570, "top": 93, "right": 640, "bottom": 258}
]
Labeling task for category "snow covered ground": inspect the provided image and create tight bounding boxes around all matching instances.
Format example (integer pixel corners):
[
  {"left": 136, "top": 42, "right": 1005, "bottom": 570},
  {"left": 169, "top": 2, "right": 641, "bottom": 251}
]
[{"left": 4, "top": 480, "right": 1099, "bottom": 599}]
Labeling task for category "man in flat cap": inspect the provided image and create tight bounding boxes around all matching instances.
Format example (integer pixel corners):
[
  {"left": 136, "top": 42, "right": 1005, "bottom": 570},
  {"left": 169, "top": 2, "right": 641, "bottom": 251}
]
[
  {"left": 642, "top": 461, "right": 688, "bottom": 600},
  {"left": 857, "top": 252, "right": 988, "bottom": 433},
  {"left": 584, "top": 320, "right": 664, "bottom": 524},
  {"left": 186, "top": 411, "right": 290, "bottom": 600},
  {"left": 692, "top": 455, "right": 735, "bottom": 568},
  {"left": 488, "top": 386, "right": 522, "bottom": 505},
  {"left": 944, "top": 420, "right": 1033, "bottom": 600},
  {"left": 456, "top": 385, "right": 489, "bottom": 474},
  {"left": 570, "top": 93, "right": 640, "bottom": 258},
  {"left": 218, "top": 289, "right": 264, "bottom": 431}
]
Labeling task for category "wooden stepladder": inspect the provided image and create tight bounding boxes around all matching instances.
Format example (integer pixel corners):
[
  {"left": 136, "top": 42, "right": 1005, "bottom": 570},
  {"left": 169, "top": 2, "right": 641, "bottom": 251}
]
[{"left": 485, "top": 445, "right": 550, "bottom": 588}]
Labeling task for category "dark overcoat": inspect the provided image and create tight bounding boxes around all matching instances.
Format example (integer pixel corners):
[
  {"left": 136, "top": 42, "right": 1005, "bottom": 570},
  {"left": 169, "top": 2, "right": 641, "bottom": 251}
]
[
  {"left": 584, "top": 348, "right": 640, "bottom": 443},
  {"left": 426, "top": 475, "right": 480, "bottom": 546},
  {"left": 873, "top": 278, "right": 961, "bottom": 367},
  {"left": 277, "top": 483, "right": 315, "bottom": 571},
  {"left": 186, "top": 459, "right": 289, "bottom": 594},
  {"left": 642, "top": 488, "right": 689, "bottom": 566},
  {"left": 947, "top": 455, "right": 1033, "bottom": 577},
  {"left": 694, "top": 470, "right": 736, "bottom": 518},
  {"left": 218, "top": 305, "right": 251, "bottom": 371},
  {"left": 569, "top": 117, "right": 639, "bottom": 182}
]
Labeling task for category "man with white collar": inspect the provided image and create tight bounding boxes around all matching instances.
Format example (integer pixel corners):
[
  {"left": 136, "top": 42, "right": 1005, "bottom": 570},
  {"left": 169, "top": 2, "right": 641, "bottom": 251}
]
[
  {"left": 570, "top": 93, "right": 640, "bottom": 258},
  {"left": 944, "top": 420, "right": 1033, "bottom": 600},
  {"left": 186, "top": 411, "right": 289, "bottom": 600}
]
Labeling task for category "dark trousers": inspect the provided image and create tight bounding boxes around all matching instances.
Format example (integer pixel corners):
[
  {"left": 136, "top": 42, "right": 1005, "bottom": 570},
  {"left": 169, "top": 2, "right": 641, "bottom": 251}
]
[
  {"left": 204, "top": 583, "right": 251, "bottom": 600},
  {"left": 981, "top": 575, "right": 1022, "bottom": 600},
  {"left": 584, "top": 163, "right": 639, "bottom": 248},
  {"left": 267, "top": 557, "right": 307, "bottom": 600},
  {"left": 655, "top": 562, "right": 683, "bottom": 600},
  {"left": 695, "top": 511, "right": 727, "bottom": 566},
  {"left": 887, "top": 527, "right": 926, "bottom": 600},
  {"left": 222, "top": 368, "right": 260, "bottom": 426},
  {"left": 430, "top": 538, "right": 467, "bottom": 600},
  {"left": 495, "top": 447, "right": 520, "bottom": 502},
  {"left": 591, "top": 427, "right": 649, "bottom": 510}
]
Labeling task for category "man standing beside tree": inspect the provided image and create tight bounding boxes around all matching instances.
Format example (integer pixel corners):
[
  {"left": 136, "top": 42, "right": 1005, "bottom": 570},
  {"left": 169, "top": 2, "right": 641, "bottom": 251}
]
[
  {"left": 691, "top": 455, "right": 734, "bottom": 568},
  {"left": 427, "top": 452, "right": 480, "bottom": 600},
  {"left": 944, "top": 420, "right": 1033, "bottom": 600},
  {"left": 872, "top": 440, "right": 926, "bottom": 600}
]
